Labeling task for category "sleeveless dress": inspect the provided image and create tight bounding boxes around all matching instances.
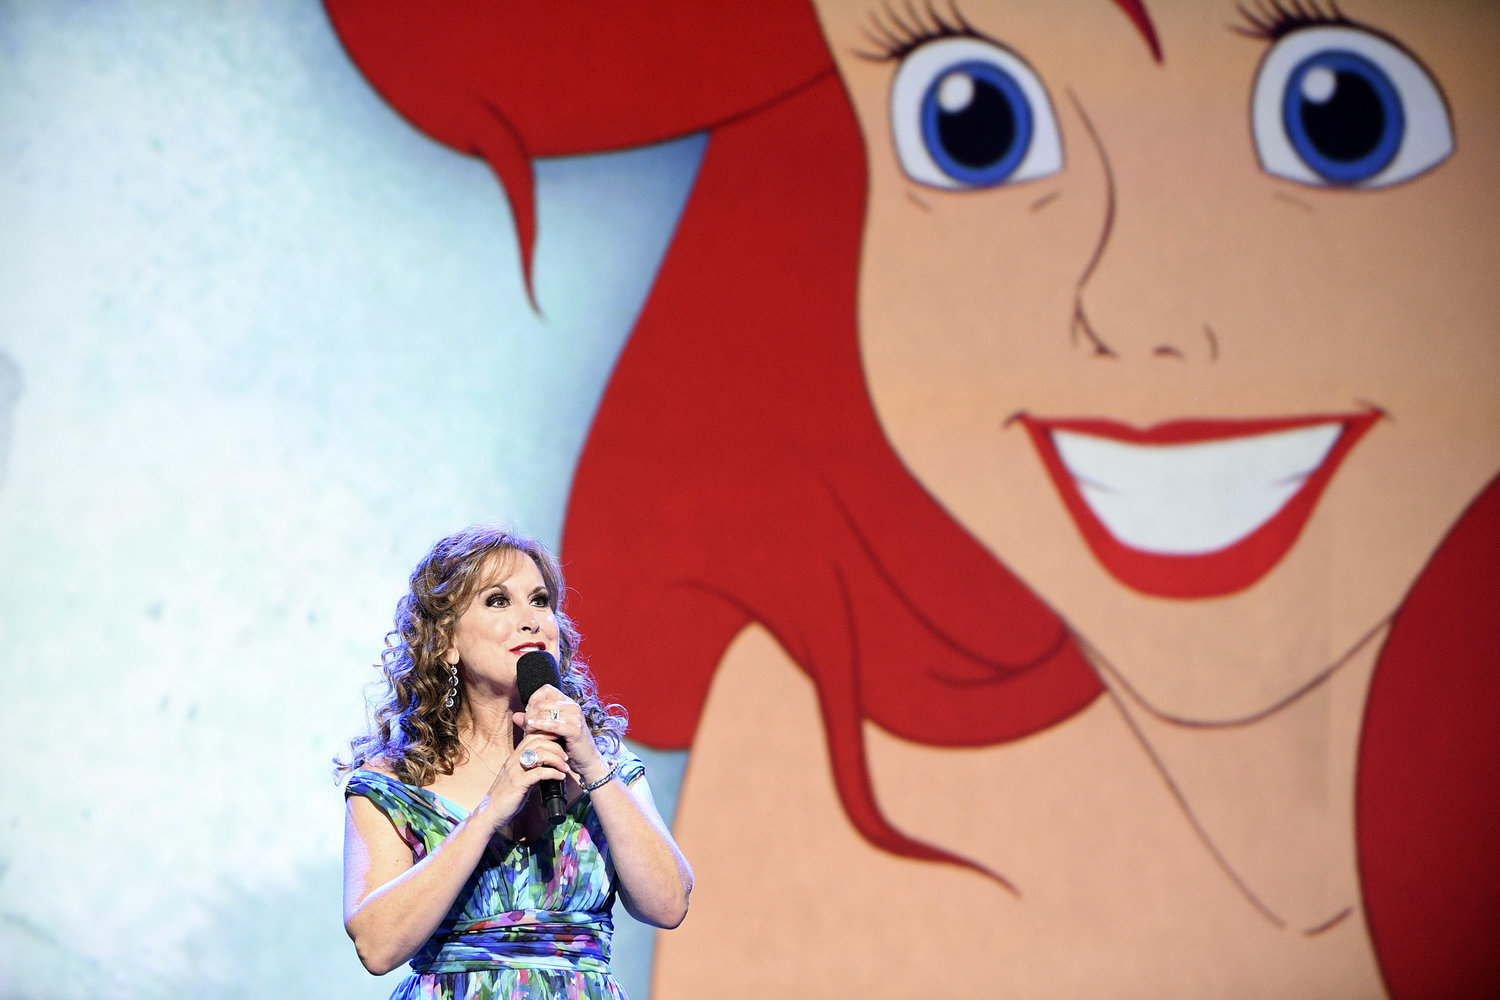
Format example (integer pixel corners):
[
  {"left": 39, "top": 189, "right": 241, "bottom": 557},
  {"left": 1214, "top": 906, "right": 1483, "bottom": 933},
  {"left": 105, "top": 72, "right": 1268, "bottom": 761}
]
[{"left": 345, "top": 753, "right": 645, "bottom": 1000}]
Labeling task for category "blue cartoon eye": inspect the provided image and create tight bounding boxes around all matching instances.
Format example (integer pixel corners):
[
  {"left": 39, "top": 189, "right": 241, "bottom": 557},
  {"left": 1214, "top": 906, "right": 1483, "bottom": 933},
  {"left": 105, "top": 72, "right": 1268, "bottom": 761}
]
[
  {"left": 890, "top": 36, "right": 1063, "bottom": 190},
  {"left": 1251, "top": 26, "right": 1452, "bottom": 188}
]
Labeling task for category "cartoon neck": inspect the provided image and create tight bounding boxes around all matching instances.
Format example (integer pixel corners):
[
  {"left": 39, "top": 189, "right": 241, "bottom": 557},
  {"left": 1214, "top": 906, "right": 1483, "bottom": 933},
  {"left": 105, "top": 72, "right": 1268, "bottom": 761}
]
[{"left": 1084, "top": 624, "right": 1387, "bottom": 934}]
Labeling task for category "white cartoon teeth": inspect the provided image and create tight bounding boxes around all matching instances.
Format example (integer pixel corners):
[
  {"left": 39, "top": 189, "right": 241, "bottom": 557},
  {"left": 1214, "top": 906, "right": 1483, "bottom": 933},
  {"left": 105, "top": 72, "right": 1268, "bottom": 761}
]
[{"left": 1052, "top": 423, "right": 1342, "bottom": 554}]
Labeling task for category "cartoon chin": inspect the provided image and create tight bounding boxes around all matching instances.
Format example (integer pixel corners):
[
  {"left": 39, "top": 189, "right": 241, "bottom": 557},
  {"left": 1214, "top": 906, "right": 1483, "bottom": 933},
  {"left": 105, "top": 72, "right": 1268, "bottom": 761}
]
[{"left": 1018, "top": 411, "right": 1379, "bottom": 600}]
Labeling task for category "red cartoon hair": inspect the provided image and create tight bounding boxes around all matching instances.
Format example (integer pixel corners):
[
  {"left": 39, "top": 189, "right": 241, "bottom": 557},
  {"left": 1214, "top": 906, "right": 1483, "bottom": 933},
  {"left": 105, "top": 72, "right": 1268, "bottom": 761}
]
[{"left": 326, "top": 1, "right": 1497, "bottom": 993}]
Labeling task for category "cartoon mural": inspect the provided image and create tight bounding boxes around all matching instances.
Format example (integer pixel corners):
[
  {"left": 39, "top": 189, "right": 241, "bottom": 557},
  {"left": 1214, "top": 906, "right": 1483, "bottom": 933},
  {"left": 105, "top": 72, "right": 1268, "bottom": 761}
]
[{"left": 327, "top": 1, "right": 1500, "bottom": 997}]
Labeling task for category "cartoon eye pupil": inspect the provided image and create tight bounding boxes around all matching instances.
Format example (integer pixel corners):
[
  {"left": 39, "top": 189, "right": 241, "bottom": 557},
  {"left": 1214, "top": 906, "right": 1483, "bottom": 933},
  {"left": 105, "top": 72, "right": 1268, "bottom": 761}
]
[
  {"left": 1283, "top": 50, "right": 1403, "bottom": 184},
  {"left": 922, "top": 61, "right": 1034, "bottom": 184}
]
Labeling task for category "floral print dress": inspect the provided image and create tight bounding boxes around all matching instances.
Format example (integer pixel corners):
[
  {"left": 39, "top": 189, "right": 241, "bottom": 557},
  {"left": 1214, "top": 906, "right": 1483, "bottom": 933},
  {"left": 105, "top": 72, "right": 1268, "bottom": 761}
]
[{"left": 345, "top": 753, "right": 645, "bottom": 1000}]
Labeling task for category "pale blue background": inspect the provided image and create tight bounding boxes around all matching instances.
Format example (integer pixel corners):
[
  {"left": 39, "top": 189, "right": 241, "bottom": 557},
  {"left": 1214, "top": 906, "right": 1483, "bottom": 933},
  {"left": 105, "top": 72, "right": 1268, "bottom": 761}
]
[{"left": 0, "top": 2, "right": 700, "bottom": 996}]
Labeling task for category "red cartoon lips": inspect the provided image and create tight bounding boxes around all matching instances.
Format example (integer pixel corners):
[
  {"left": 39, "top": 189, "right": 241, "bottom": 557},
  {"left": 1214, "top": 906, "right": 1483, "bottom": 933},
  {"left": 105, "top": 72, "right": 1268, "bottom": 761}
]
[{"left": 1015, "top": 411, "right": 1380, "bottom": 599}]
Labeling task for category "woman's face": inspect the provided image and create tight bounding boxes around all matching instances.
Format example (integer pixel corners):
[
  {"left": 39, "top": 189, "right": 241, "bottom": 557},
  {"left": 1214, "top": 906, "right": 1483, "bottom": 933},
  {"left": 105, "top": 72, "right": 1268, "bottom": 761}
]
[
  {"left": 446, "top": 550, "right": 561, "bottom": 697},
  {"left": 813, "top": 0, "right": 1500, "bottom": 721}
]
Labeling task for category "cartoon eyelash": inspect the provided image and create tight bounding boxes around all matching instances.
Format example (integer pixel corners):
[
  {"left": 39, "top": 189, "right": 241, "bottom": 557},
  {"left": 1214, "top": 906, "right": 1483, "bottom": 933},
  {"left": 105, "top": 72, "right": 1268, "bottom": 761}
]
[
  {"left": 1233, "top": 0, "right": 1352, "bottom": 40},
  {"left": 856, "top": 0, "right": 984, "bottom": 62}
]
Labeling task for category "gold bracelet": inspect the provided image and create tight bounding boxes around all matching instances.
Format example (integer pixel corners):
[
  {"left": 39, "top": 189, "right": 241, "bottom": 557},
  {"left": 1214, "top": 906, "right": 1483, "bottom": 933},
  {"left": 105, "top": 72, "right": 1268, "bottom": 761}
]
[{"left": 582, "top": 761, "right": 620, "bottom": 792}]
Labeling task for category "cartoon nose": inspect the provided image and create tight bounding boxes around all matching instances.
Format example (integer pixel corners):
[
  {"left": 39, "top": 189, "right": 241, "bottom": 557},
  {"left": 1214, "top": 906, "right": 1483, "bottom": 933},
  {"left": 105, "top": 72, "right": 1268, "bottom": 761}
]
[
  {"left": 1071, "top": 296, "right": 1221, "bottom": 364},
  {"left": 1067, "top": 98, "right": 1229, "bottom": 364},
  {"left": 1071, "top": 206, "right": 1224, "bottom": 365}
]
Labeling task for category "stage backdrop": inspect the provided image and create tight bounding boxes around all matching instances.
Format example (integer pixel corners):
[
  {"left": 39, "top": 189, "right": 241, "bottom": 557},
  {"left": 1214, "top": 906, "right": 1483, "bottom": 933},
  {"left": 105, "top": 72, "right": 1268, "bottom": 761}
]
[
  {"left": 0, "top": 3, "right": 695, "bottom": 997},
  {"left": 5, "top": 2, "right": 1499, "bottom": 999}
]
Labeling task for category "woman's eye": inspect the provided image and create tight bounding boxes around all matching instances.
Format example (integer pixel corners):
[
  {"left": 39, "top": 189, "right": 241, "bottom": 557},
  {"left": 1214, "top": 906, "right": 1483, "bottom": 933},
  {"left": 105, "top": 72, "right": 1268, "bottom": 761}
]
[
  {"left": 1250, "top": 25, "right": 1452, "bottom": 188},
  {"left": 486, "top": 594, "right": 508, "bottom": 608},
  {"left": 888, "top": 36, "right": 1063, "bottom": 190}
]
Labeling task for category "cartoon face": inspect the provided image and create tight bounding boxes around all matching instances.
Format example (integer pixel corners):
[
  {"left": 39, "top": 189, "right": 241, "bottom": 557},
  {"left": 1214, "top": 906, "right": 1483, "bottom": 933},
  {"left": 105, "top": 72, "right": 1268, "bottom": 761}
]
[{"left": 813, "top": 0, "right": 1500, "bottom": 721}]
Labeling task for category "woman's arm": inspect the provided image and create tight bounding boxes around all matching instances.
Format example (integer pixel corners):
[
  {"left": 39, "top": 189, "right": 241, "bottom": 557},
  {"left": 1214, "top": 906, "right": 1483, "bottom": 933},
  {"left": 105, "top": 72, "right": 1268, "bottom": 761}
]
[
  {"left": 343, "top": 794, "right": 497, "bottom": 975},
  {"left": 519, "top": 688, "right": 694, "bottom": 928},
  {"left": 341, "top": 736, "right": 571, "bottom": 975},
  {"left": 585, "top": 771, "right": 694, "bottom": 928}
]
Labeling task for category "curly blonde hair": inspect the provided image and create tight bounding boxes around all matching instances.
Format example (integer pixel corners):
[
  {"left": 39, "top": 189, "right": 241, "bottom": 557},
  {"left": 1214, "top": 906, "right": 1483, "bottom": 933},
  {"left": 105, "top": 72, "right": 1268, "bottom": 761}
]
[{"left": 338, "top": 524, "right": 627, "bottom": 786}]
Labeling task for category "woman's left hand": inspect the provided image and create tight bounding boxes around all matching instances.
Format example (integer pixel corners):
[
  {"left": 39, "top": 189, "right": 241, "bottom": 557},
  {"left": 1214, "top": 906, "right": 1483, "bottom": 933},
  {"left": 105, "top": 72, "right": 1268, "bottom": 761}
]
[
  {"left": 514, "top": 686, "right": 611, "bottom": 786},
  {"left": 517, "top": 687, "right": 691, "bottom": 928}
]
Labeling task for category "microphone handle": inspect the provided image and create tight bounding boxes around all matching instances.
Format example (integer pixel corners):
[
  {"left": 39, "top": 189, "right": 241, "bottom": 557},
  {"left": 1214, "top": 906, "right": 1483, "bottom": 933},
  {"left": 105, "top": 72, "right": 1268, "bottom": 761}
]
[
  {"left": 515, "top": 650, "right": 570, "bottom": 824},
  {"left": 539, "top": 777, "right": 568, "bottom": 824}
]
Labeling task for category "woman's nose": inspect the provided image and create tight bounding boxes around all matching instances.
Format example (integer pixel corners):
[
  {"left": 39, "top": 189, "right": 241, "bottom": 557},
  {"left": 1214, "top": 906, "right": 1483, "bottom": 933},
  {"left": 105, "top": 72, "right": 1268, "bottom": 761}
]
[{"left": 518, "top": 608, "right": 540, "bottom": 632}]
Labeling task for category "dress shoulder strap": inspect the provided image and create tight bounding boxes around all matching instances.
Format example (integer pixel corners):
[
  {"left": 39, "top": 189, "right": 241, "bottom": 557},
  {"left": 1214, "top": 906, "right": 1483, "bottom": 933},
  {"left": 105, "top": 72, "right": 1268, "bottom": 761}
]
[
  {"left": 344, "top": 768, "right": 456, "bottom": 857},
  {"left": 613, "top": 748, "right": 647, "bottom": 788}
]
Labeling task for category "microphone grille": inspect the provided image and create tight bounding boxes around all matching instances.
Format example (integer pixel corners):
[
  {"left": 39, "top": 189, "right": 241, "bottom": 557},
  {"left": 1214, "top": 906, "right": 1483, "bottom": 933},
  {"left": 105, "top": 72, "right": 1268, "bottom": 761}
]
[{"left": 515, "top": 649, "right": 563, "bottom": 702}]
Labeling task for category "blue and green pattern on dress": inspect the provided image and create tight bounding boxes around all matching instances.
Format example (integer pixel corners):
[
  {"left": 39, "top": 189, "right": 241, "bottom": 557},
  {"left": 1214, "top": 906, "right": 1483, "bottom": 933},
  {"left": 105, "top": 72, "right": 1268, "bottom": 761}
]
[{"left": 345, "top": 752, "right": 645, "bottom": 1000}]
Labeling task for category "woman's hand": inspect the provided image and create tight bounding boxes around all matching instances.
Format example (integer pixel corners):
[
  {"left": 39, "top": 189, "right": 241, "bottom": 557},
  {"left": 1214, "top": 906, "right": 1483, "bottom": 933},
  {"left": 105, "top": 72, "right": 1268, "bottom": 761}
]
[
  {"left": 513, "top": 684, "right": 693, "bottom": 928},
  {"left": 513, "top": 685, "right": 610, "bottom": 787},
  {"left": 478, "top": 731, "right": 571, "bottom": 830}
]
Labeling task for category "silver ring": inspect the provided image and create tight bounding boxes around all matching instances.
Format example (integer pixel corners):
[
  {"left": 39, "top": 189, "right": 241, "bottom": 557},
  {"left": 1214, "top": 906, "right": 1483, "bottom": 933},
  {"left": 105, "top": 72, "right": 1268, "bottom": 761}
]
[
  {"left": 518, "top": 748, "right": 538, "bottom": 769},
  {"left": 549, "top": 708, "right": 561, "bottom": 722}
]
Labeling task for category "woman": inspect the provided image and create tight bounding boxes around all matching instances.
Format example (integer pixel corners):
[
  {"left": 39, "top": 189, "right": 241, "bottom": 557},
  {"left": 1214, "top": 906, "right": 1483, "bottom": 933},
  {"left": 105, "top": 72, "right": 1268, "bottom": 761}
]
[
  {"left": 326, "top": 2, "right": 1499, "bottom": 996},
  {"left": 338, "top": 524, "right": 692, "bottom": 998}
]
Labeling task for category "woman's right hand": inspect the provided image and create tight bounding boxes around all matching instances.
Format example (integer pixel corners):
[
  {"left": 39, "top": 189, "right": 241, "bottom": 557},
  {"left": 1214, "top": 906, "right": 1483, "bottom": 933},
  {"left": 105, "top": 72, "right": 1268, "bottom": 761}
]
[
  {"left": 479, "top": 732, "right": 570, "bottom": 830},
  {"left": 345, "top": 734, "right": 571, "bottom": 976}
]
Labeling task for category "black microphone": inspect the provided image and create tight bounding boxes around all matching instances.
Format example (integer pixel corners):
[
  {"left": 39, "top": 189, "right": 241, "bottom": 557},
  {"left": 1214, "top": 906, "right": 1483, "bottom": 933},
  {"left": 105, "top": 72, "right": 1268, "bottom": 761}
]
[{"left": 516, "top": 649, "right": 569, "bottom": 825}]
